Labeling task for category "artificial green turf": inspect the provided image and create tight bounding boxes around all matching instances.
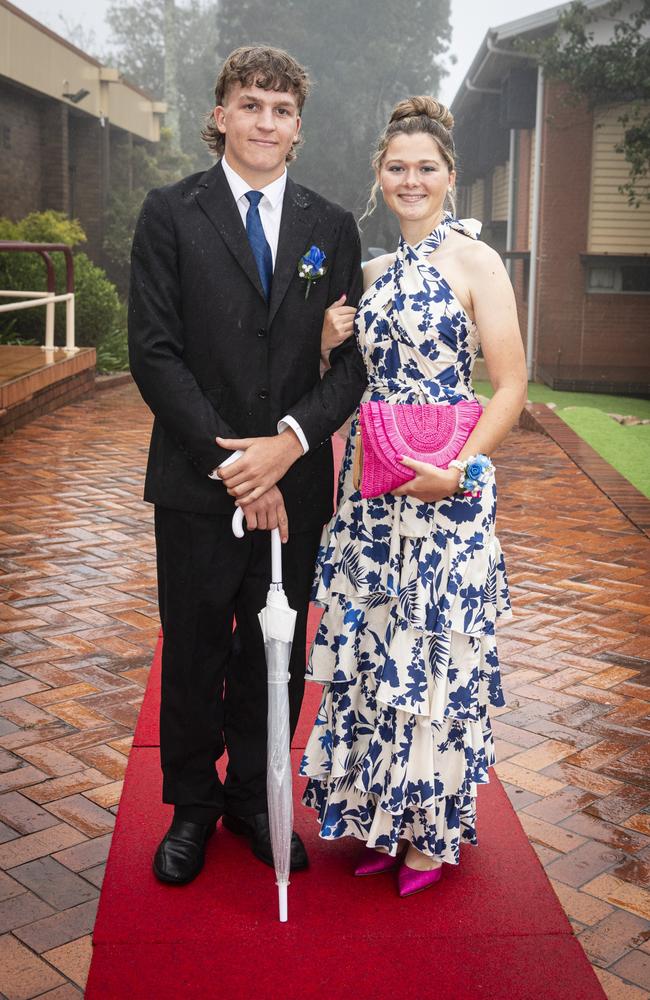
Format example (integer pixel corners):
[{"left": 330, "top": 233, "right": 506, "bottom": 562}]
[
  {"left": 473, "top": 381, "right": 650, "bottom": 499},
  {"left": 560, "top": 408, "right": 650, "bottom": 498},
  {"left": 473, "top": 381, "right": 650, "bottom": 419}
]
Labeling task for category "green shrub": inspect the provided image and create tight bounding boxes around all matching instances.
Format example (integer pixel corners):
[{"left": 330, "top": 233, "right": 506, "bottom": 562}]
[
  {"left": 95, "top": 308, "right": 129, "bottom": 374},
  {"left": 11, "top": 211, "right": 86, "bottom": 246},
  {"left": 72, "top": 253, "right": 124, "bottom": 349},
  {"left": 0, "top": 317, "right": 37, "bottom": 346},
  {"left": 103, "top": 189, "right": 144, "bottom": 293},
  {"left": 104, "top": 128, "right": 194, "bottom": 294},
  {"left": 0, "top": 211, "right": 126, "bottom": 357}
]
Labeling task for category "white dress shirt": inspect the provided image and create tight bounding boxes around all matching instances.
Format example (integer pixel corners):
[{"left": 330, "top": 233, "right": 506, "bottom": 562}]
[
  {"left": 209, "top": 157, "right": 309, "bottom": 481},
  {"left": 221, "top": 155, "right": 286, "bottom": 266}
]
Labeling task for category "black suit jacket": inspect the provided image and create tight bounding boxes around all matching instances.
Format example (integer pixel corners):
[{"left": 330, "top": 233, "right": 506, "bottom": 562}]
[{"left": 128, "top": 161, "right": 367, "bottom": 531}]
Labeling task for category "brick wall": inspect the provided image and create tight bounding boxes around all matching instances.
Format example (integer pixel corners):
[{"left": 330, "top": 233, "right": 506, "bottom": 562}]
[
  {"left": 69, "top": 114, "right": 106, "bottom": 263},
  {"left": 535, "top": 82, "right": 593, "bottom": 375},
  {"left": 0, "top": 369, "right": 95, "bottom": 440},
  {"left": 582, "top": 293, "right": 650, "bottom": 370},
  {"left": 533, "top": 81, "right": 650, "bottom": 382},
  {"left": 0, "top": 82, "right": 112, "bottom": 264},
  {"left": 514, "top": 130, "right": 532, "bottom": 256},
  {"left": 40, "top": 98, "right": 70, "bottom": 215},
  {"left": 0, "top": 83, "right": 43, "bottom": 221},
  {"left": 512, "top": 129, "right": 533, "bottom": 348}
]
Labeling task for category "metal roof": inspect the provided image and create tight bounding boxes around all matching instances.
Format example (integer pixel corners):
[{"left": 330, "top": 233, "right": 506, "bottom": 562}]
[
  {"left": 451, "top": 0, "right": 611, "bottom": 114},
  {"left": 491, "top": 0, "right": 608, "bottom": 40}
]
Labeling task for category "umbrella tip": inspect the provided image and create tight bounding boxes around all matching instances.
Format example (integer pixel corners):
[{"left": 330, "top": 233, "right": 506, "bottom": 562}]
[{"left": 278, "top": 882, "right": 288, "bottom": 922}]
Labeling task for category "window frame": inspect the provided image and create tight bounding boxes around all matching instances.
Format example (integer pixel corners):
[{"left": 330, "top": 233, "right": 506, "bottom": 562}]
[{"left": 581, "top": 254, "right": 650, "bottom": 296}]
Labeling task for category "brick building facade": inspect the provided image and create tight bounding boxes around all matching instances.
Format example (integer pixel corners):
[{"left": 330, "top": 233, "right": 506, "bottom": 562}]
[
  {"left": 0, "top": 0, "right": 165, "bottom": 264},
  {"left": 452, "top": 0, "right": 650, "bottom": 394}
]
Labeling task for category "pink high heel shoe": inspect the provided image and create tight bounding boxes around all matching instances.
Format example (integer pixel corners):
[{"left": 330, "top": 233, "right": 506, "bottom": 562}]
[
  {"left": 397, "top": 860, "right": 443, "bottom": 897},
  {"left": 354, "top": 846, "right": 402, "bottom": 877}
]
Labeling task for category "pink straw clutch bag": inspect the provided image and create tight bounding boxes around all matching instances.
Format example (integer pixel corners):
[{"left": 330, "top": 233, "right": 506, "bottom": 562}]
[{"left": 354, "top": 399, "right": 483, "bottom": 499}]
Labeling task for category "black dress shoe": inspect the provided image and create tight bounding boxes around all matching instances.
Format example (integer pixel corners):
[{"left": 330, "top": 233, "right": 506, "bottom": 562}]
[
  {"left": 222, "top": 812, "right": 309, "bottom": 871},
  {"left": 153, "top": 816, "right": 217, "bottom": 885}
]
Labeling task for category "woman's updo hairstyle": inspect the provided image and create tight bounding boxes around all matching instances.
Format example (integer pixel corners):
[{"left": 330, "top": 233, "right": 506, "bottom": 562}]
[{"left": 362, "top": 96, "right": 457, "bottom": 223}]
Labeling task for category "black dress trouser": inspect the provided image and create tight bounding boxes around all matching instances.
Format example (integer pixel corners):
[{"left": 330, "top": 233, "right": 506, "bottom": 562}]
[{"left": 154, "top": 506, "right": 321, "bottom": 819}]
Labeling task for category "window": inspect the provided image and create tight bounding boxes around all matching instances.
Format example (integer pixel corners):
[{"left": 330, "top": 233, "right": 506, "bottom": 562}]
[
  {"left": 586, "top": 261, "right": 650, "bottom": 294},
  {"left": 588, "top": 267, "right": 616, "bottom": 291},
  {"left": 621, "top": 265, "right": 650, "bottom": 293}
]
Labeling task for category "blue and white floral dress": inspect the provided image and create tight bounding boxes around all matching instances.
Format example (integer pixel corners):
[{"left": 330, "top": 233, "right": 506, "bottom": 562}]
[{"left": 299, "top": 214, "right": 512, "bottom": 863}]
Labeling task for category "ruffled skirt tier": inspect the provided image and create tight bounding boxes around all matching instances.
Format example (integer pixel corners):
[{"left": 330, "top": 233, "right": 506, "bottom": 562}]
[{"left": 299, "top": 433, "right": 511, "bottom": 863}]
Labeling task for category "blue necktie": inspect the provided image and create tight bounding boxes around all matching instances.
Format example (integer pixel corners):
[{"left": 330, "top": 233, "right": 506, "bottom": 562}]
[{"left": 245, "top": 190, "right": 273, "bottom": 300}]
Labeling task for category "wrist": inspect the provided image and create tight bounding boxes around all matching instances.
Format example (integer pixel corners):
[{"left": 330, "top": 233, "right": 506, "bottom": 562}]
[
  {"left": 449, "top": 454, "right": 494, "bottom": 497},
  {"left": 279, "top": 428, "right": 303, "bottom": 463}
]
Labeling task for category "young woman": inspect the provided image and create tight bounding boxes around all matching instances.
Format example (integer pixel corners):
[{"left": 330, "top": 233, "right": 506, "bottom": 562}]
[{"left": 301, "top": 96, "right": 527, "bottom": 896}]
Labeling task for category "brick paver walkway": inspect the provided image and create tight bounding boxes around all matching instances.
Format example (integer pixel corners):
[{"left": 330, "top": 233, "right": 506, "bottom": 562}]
[{"left": 0, "top": 383, "right": 649, "bottom": 999}]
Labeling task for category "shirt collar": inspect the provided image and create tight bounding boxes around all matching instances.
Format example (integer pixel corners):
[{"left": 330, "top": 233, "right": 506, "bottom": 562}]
[{"left": 221, "top": 155, "right": 287, "bottom": 210}]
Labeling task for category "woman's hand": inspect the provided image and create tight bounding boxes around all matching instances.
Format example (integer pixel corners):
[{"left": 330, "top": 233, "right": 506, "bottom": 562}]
[
  {"left": 320, "top": 294, "right": 356, "bottom": 362},
  {"left": 392, "top": 458, "right": 460, "bottom": 503}
]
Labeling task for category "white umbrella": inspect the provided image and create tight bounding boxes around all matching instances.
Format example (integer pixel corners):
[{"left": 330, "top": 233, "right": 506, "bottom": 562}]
[{"left": 232, "top": 508, "right": 297, "bottom": 923}]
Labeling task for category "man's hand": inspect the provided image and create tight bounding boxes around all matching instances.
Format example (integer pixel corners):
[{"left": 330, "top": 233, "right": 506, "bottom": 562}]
[
  {"left": 320, "top": 294, "right": 357, "bottom": 362},
  {"left": 238, "top": 485, "right": 289, "bottom": 542},
  {"left": 392, "top": 458, "right": 460, "bottom": 504},
  {"left": 216, "top": 429, "right": 303, "bottom": 504}
]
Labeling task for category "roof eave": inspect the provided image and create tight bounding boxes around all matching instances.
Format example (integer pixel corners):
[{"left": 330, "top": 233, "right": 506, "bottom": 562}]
[{"left": 450, "top": 0, "right": 611, "bottom": 114}]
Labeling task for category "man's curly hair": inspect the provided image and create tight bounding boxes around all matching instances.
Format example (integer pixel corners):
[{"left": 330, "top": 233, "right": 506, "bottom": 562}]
[{"left": 201, "top": 45, "right": 311, "bottom": 162}]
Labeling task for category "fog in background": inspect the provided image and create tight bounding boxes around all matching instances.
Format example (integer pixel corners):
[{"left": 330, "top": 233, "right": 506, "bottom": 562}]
[
  {"left": 12, "top": 0, "right": 554, "bottom": 105},
  {"left": 10, "top": 0, "right": 556, "bottom": 251}
]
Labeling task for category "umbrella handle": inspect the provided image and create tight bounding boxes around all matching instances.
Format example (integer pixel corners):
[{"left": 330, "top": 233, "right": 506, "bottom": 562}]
[
  {"left": 232, "top": 510, "right": 283, "bottom": 584},
  {"left": 271, "top": 528, "right": 282, "bottom": 585},
  {"left": 232, "top": 507, "right": 245, "bottom": 538}
]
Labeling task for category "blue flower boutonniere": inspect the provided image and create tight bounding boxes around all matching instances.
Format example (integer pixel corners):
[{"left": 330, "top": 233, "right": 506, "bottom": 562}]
[{"left": 298, "top": 245, "right": 327, "bottom": 300}]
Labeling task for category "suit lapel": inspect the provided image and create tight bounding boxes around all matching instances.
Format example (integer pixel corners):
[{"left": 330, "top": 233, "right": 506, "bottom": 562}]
[
  {"left": 267, "top": 178, "right": 317, "bottom": 327},
  {"left": 194, "top": 161, "right": 266, "bottom": 302}
]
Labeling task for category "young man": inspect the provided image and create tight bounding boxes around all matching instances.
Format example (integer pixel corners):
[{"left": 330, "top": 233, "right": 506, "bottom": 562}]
[{"left": 129, "top": 45, "right": 365, "bottom": 884}]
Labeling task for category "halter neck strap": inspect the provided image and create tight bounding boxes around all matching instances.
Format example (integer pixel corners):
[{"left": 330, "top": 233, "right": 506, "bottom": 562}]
[{"left": 398, "top": 213, "right": 482, "bottom": 260}]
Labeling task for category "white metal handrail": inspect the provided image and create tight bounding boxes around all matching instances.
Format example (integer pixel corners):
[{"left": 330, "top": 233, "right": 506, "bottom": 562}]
[
  {"left": 0, "top": 290, "right": 76, "bottom": 353},
  {"left": 0, "top": 241, "right": 77, "bottom": 355}
]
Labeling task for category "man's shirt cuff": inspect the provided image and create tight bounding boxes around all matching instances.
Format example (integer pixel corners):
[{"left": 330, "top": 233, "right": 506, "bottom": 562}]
[
  {"left": 208, "top": 417, "right": 307, "bottom": 480},
  {"left": 277, "top": 415, "right": 309, "bottom": 454}
]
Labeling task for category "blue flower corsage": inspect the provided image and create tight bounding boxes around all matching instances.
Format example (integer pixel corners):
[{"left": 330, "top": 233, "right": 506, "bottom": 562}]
[
  {"left": 298, "top": 245, "right": 327, "bottom": 299},
  {"left": 449, "top": 454, "right": 494, "bottom": 498}
]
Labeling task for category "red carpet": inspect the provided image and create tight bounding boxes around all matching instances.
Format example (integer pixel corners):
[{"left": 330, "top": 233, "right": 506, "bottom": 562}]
[
  {"left": 88, "top": 432, "right": 606, "bottom": 998},
  {"left": 89, "top": 631, "right": 606, "bottom": 1000},
  {"left": 87, "top": 750, "right": 606, "bottom": 1000},
  {"left": 132, "top": 609, "right": 324, "bottom": 750}
]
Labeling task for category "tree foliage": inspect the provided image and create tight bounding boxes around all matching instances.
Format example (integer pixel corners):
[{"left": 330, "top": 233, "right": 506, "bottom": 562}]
[
  {"left": 55, "top": 16, "right": 99, "bottom": 56},
  {"left": 105, "top": 0, "right": 219, "bottom": 167},
  {"left": 528, "top": 0, "right": 650, "bottom": 205},
  {"left": 216, "top": 0, "right": 451, "bottom": 250},
  {"left": 104, "top": 128, "right": 194, "bottom": 292},
  {"left": 103, "top": 1, "right": 451, "bottom": 250}
]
